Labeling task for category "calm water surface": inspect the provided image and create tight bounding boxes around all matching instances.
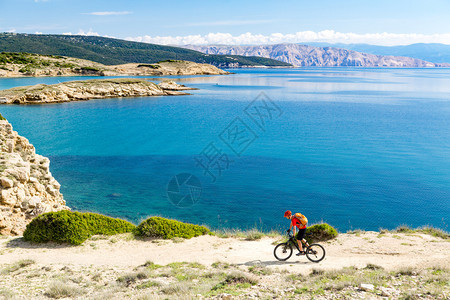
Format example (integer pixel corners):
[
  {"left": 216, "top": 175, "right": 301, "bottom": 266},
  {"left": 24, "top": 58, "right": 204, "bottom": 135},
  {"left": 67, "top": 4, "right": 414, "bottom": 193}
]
[{"left": 1, "top": 68, "right": 449, "bottom": 232}]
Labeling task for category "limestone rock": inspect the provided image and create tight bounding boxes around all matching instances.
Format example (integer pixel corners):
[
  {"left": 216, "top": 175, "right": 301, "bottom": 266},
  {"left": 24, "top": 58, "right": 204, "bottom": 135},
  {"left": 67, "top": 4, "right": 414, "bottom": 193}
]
[
  {"left": 0, "top": 119, "right": 69, "bottom": 235},
  {"left": 360, "top": 283, "right": 375, "bottom": 291},
  {"left": 0, "top": 78, "right": 195, "bottom": 104},
  {"left": 158, "top": 80, "right": 197, "bottom": 91},
  {"left": 0, "top": 177, "right": 14, "bottom": 188}
]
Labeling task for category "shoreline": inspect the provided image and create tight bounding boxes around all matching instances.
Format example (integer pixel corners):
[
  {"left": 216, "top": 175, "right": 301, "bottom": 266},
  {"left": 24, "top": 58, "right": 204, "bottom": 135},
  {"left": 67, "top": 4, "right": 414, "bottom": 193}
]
[{"left": 0, "top": 78, "right": 195, "bottom": 104}]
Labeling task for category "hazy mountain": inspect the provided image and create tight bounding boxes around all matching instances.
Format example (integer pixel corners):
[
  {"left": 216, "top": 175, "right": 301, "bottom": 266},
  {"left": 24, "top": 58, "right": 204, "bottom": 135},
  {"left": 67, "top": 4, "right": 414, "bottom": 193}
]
[
  {"left": 183, "top": 44, "right": 448, "bottom": 67},
  {"left": 0, "top": 33, "right": 291, "bottom": 68},
  {"left": 306, "top": 43, "right": 450, "bottom": 64}
]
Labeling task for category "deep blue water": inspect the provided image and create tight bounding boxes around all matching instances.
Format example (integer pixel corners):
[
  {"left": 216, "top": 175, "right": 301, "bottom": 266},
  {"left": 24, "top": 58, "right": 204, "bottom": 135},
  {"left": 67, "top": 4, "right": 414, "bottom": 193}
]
[{"left": 1, "top": 68, "right": 449, "bottom": 232}]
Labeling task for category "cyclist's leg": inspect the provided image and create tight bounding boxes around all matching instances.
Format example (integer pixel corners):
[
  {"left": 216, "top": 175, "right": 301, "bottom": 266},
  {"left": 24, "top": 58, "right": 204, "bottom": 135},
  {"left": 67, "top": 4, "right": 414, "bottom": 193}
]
[
  {"left": 297, "top": 228, "right": 309, "bottom": 251},
  {"left": 296, "top": 229, "right": 306, "bottom": 252},
  {"left": 302, "top": 238, "right": 310, "bottom": 248}
]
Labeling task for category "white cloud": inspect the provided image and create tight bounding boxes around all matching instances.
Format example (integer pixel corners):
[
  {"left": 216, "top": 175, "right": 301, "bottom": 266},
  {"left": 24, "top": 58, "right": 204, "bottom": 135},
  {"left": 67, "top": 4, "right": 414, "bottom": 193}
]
[
  {"left": 84, "top": 11, "right": 131, "bottom": 16},
  {"left": 125, "top": 30, "right": 450, "bottom": 46},
  {"left": 76, "top": 29, "right": 100, "bottom": 36}
]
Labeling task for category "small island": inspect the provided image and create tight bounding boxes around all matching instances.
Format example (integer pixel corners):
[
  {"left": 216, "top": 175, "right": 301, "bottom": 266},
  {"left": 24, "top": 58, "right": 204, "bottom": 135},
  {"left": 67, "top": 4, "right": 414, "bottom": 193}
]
[{"left": 0, "top": 78, "right": 196, "bottom": 104}]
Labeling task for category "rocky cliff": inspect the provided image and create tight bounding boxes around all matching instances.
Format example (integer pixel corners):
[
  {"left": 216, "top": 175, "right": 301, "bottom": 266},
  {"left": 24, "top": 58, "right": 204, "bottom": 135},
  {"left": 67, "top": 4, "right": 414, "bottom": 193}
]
[
  {"left": 0, "top": 79, "right": 195, "bottom": 104},
  {"left": 0, "top": 117, "right": 68, "bottom": 235},
  {"left": 183, "top": 44, "right": 444, "bottom": 67}
]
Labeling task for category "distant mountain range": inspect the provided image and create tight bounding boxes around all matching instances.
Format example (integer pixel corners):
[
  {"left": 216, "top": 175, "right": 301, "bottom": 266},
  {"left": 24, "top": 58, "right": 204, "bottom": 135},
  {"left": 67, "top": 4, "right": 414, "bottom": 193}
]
[
  {"left": 183, "top": 44, "right": 450, "bottom": 67},
  {"left": 0, "top": 33, "right": 291, "bottom": 68},
  {"left": 305, "top": 43, "right": 450, "bottom": 64}
]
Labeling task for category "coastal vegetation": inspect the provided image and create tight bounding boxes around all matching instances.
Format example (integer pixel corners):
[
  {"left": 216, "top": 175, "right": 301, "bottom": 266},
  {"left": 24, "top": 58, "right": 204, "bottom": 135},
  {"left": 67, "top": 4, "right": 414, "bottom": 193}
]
[
  {"left": 23, "top": 211, "right": 136, "bottom": 245},
  {"left": 306, "top": 223, "right": 339, "bottom": 243},
  {"left": 0, "top": 33, "right": 292, "bottom": 67},
  {"left": 22, "top": 210, "right": 342, "bottom": 245},
  {"left": 134, "top": 216, "right": 210, "bottom": 239}
]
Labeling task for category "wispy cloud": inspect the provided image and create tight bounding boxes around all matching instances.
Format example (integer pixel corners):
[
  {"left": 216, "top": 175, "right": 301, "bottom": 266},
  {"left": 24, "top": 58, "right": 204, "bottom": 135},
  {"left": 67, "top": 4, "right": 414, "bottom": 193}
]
[
  {"left": 84, "top": 11, "right": 132, "bottom": 16},
  {"left": 126, "top": 30, "right": 450, "bottom": 46},
  {"left": 187, "top": 19, "right": 275, "bottom": 27}
]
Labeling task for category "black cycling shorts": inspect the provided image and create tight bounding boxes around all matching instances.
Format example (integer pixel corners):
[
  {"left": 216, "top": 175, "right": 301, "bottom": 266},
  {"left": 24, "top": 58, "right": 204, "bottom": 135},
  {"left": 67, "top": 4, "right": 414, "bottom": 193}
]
[{"left": 296, "top": 228, "right": 306, "bottom": 241}]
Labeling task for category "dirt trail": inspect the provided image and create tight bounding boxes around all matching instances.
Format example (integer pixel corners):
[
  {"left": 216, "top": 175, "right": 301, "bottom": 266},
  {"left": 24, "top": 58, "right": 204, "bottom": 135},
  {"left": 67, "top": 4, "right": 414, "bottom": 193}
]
[{"left": 0, "top": 232, "right": 448, "bottom": 273}]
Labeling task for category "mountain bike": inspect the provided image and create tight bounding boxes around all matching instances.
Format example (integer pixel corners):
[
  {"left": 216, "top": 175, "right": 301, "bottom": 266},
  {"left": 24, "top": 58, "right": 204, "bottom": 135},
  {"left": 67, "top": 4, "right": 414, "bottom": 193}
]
[{"left": 273, "top": 230, "right": 326, "bottom": 262}]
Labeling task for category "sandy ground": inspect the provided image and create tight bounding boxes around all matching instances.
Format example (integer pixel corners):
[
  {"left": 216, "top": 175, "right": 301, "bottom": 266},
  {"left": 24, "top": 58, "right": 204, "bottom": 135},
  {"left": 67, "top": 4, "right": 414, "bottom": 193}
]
[{"left": 0, "top": 231, "right": 448, "bottom": 273}]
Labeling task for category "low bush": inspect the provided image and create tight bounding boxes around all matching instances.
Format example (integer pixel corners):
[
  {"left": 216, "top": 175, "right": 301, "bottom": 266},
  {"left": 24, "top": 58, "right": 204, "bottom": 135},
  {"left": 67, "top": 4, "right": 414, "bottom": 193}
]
[
  {"left": 137, "top": 64, "right": 160, "bottom": 69},
  {"left": 135, "top": 216, "right": 209, "bottom": 239},
  {"left": 23, "top": 210, "right": 136, "bottom": 245},
  {"left": 306, "top": 223, "right": 338, "bottom": 243}
]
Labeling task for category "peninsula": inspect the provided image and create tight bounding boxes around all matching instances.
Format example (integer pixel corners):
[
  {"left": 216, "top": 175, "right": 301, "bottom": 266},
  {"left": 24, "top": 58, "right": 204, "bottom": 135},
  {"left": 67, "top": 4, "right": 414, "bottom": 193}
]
[
  {"left": 0, "top": 52, "right": 229, "bottom": 78},
  {"left": 0, "top": 78, "right": 195, "bottom": 104}
]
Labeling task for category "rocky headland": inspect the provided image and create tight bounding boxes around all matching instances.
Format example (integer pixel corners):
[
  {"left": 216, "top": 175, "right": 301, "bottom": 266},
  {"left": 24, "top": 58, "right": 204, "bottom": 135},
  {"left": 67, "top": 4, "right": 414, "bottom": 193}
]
[
  {"left": 111, "top": 60, "right": 230, "bottom": 76},
  {"left": 0, "top": 78, "right": 195, "bottom": 104},
  {"left": 0, "top": 116, "right": 68, "bottom": 235},
  {"left": 0, "top": 52, "right": 229, "bottom": 78}
]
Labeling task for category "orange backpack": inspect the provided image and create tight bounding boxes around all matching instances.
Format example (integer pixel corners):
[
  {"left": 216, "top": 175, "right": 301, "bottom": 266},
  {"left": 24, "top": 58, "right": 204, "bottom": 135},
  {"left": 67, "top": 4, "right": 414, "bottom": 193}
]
[{"left": 294, "top": 213, "right": 308, "bottom": 226}]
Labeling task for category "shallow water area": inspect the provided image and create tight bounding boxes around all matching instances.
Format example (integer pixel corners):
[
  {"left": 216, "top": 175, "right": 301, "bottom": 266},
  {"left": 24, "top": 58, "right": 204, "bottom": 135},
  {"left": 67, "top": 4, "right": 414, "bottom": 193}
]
[{"left": 1, "top": 68, "right": 449, "bottom": 232}]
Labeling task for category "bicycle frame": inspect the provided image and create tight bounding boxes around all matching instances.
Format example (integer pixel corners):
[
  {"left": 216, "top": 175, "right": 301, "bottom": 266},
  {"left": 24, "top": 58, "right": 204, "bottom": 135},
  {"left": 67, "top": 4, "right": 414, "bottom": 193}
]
[{"left": 287, "top": 232, "right": 304, "bottom": 251}]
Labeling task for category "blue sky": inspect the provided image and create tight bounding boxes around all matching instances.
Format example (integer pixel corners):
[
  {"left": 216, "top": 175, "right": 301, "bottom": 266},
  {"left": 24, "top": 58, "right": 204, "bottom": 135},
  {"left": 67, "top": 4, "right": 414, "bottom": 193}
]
[{"left": 1, "top": 0, "right": 449, "bottom": 45}]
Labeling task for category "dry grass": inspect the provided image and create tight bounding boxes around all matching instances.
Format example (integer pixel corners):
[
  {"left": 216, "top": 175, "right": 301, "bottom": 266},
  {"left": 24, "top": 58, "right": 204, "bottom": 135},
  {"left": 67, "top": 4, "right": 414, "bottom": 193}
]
[
  {"left": 45, "top": 280, "right": 85, "bottom": 298},
  {"left": 1, "top": 259, "right": 35, "bottom": 275}
]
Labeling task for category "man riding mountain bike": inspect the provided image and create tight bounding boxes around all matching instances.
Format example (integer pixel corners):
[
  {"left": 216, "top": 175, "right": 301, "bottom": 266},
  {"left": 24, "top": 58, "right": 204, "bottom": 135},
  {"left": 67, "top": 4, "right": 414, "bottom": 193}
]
[{"left": 284, "top": 210, "right": 310, "bottom": 255}]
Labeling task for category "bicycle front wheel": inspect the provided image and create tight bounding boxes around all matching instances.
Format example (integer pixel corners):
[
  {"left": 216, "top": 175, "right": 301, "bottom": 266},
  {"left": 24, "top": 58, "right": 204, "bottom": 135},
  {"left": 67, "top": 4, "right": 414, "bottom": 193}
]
[
  {"left": 306, "top": 243, "right": 326, "bottom": 262},
  {"left": 274, "top": 242, "right": 293, "bottom": 261}
]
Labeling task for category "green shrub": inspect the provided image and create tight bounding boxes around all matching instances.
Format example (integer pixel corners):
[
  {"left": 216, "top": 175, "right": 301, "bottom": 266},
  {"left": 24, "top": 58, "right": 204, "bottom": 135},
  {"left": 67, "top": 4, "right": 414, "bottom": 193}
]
[
  {"left": 306, "top": 223, "right": 338, "bottom": 243},
  {"left": 158, "top": 59, "right": 182, "bottom": 63},
  {"left": 0, "top": 114, "right": 6, "bottom": 121},
  {"left": 80, "top": 66, "right": 100, "bottom": 71},
  {"left": 137, "top": 64, "right": 160, "bottom": 69},
  {"left": 23, "top": 210, "right": 136, "bottom": 245},
  {"left": 135, "top": 217, "right": 209, "bottom": 239}
]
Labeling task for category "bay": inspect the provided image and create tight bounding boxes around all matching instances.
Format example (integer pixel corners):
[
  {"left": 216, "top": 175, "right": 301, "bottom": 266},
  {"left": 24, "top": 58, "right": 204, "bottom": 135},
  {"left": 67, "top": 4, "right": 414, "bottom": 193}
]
[{"left": 1, "top": 68, "right": 449, "bottom": 232}]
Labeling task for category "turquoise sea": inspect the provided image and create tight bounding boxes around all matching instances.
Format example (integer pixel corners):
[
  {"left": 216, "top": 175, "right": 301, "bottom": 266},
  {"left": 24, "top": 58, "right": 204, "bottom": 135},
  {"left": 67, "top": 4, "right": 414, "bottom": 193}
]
[{"left": 1, "top": 68, "right": 449, "bottom": 232}]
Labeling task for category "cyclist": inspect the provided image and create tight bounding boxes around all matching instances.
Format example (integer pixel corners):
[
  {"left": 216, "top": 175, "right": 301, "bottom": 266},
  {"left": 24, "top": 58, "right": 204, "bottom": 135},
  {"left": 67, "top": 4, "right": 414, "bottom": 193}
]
[{"left": 284, "top": 210, "right": 309, "bottom": 255}]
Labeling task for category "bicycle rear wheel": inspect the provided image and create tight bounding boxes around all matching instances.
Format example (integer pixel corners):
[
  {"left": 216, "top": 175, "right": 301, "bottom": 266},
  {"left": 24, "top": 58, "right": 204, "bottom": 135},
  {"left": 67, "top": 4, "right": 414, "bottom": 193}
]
[
  {"left": 274, "top": 243, "right": 293, "bottom": 261},
  {"left": 305, "top": 244, "right": 325, "bottom": 262}
]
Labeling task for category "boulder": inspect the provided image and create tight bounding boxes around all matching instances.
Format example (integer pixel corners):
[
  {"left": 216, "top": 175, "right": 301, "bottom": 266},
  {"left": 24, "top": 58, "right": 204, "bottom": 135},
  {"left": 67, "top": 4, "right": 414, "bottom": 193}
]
[{"left": 0, "top": 177, "right": 14, "bottom": 188}]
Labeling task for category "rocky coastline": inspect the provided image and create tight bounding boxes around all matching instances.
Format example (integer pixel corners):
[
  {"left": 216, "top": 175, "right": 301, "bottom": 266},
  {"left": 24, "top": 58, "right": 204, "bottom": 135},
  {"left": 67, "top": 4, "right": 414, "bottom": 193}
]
[
  {"left": 0, "top": 117, "right": 68, "bottom": 235},
  {"left": 0, "top": 52, "right": 229, "bottom": 78},
  {"left": 0, "top": 79, "right": 195, "bottom": 104}
]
